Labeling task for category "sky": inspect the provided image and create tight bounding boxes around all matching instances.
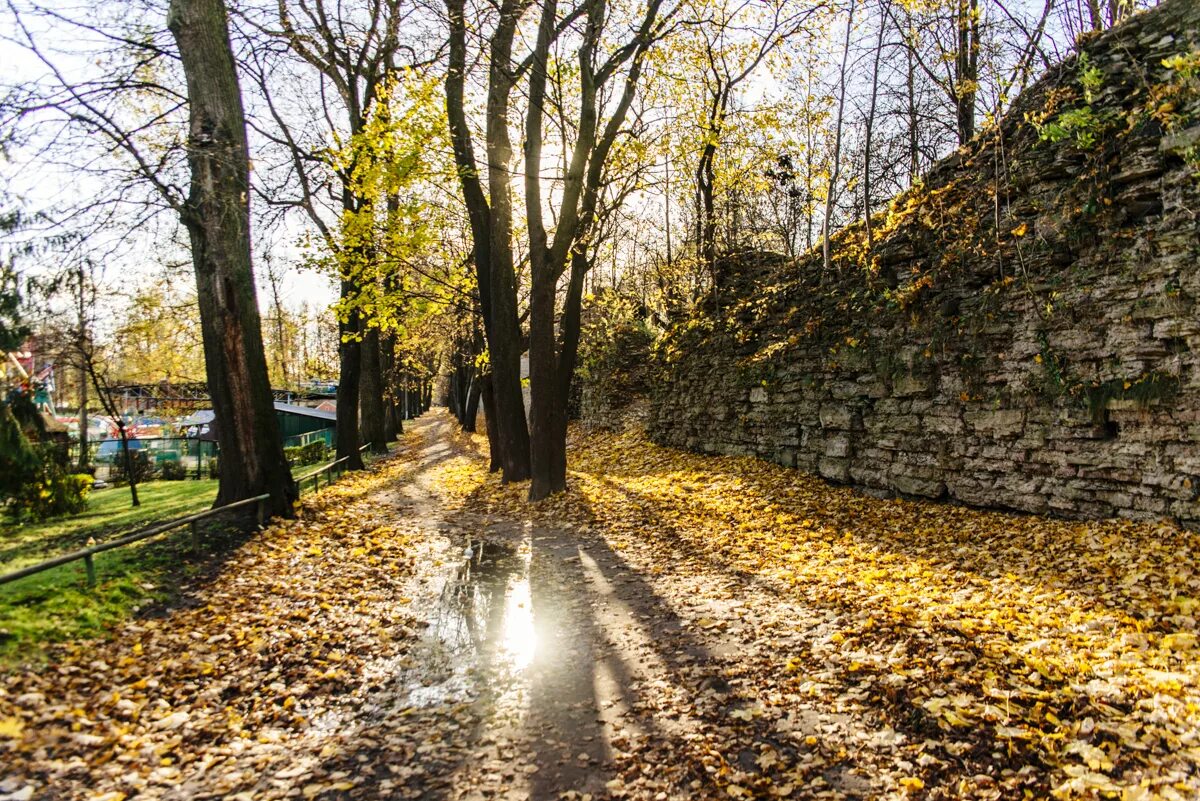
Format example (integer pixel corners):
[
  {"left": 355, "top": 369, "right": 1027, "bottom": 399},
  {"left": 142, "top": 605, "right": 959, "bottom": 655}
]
[
  {"left": 0, "top": 0, "right": 340, "bottom": 326},
  {"left": 1, "top": 0, "right": 1143, "bottom": 333}
]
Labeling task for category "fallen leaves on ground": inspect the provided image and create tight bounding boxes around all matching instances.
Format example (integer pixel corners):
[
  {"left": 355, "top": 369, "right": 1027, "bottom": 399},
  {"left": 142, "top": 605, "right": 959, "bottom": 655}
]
[
  {"left": 5, "top": 415, "right": 1200, "bottom": 801},
  {"left": 0, "top": 441, "right": 428, "bottom": 800},
  {"left": 431, "top": 420, "right": 1200, "bottom": 800}
]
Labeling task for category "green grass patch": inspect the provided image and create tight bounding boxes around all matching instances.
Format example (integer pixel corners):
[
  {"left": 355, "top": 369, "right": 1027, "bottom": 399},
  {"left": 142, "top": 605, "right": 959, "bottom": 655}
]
[
  {"left": 0, "top": 525, "right": 211, "bottom": 666},
  {"left": 0, "top": 460, "right": 348, "bottom": 666},
  {"left": 0, "top": 480, "right": 220, "bottom": 573}
]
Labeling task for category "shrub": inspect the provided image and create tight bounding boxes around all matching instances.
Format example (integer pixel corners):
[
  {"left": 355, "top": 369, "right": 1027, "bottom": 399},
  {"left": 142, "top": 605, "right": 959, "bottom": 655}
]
[
  {"left": 1, "top": 393, "right": 91, "bottom": 521},
  {"left": 300, "top": 441, "right": 327, "bottom": 464},
  {"left": 112, "top": 449, "right": 153, "bottom": 484},
  {"left": 60, "top": 473, "right": 93, "bottom": 514},
  {"left": 578, "top": 290, "right": 656, "bottom": 411},
  {"left": 0, "top": 401, "right": 42, "bottom": 502},
  {"left": 284, "top": 441, "right": 329, "bottom": 466},
  {"left": 6, "top": 466, "right": 91, "bottom": 521},
  {"left": 207, "top": 457, "right": 219, "bottom": 479},
  {"left": 160, "top": 460, "right": 187, "bottom": 481}
]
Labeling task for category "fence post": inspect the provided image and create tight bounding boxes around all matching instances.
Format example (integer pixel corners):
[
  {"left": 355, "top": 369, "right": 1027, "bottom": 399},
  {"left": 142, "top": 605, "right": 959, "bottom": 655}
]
[
  {"left": 256, "top": 497, "right": 268, "bottom": 527},
  {"left": 190, "top": 520, "right": 201, "bottom": 553},
  {"left": 84, "top": 553, "right": 96, "bottom": 588}
]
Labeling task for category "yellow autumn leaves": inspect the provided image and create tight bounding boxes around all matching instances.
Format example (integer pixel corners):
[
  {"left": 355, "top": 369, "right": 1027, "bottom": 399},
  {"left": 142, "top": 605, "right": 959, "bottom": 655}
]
[
  {"left": 433, "top": 419, "right": 1200, "bottom": 799},
  {"left": 0, "top": 442, "right": 429, "bottom": 800}
]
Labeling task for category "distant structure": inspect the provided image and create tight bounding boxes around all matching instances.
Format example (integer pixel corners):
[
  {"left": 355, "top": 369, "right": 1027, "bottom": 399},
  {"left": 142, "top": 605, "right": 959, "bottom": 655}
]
[{"left": 111, "top": 382, "right": 337, "bottom": 415}]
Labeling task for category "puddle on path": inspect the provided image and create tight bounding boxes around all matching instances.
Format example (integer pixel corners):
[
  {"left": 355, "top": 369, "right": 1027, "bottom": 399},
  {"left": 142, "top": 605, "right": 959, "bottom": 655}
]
[{"left": 402, "top": 537, "right": 535, "bottom": 709}]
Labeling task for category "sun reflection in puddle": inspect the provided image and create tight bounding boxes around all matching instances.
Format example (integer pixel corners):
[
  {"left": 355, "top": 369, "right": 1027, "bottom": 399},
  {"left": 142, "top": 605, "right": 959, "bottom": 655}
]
[
  {"left": 392, "top": 537, "right": 536, "bottom": 709},
  {"left": 499, "top": 569, "right": 536, "bottom": 671}
]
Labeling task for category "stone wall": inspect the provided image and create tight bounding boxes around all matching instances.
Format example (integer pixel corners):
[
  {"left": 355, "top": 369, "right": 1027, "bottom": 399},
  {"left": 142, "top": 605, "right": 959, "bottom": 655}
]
[
  {"left": 581, "top": 390, "right": 650, "bottom": 432},
  {"left": 646, "top": 0, "right": 1200, "bottom": 526}
]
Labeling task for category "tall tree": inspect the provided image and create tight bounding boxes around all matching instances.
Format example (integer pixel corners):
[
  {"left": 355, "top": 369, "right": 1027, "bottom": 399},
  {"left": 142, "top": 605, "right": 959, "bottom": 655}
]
[
  {"left": 686, "top": 0, "right": 816, "bottom": 275},
  {"left": 822, "top": 0, "right": 855, "bottom": 273},
  {"left": 888, "top": 0, "right": 978, "bottom": 146},
  {"left": 443, "top": 0, "right": 531, "bottom": 483},
  {"left": 247, "top": 0, "right": 424, "bottom": 465},
  {"left": 524, "top": 0, "right": 674, "bottom": 499},
  {"left": 953, "top": 0, "right": 979, "bottom": 143},
  {"left": 7, "top": 0, "right": 298, "bottom": 518},
  {"left": 168, "top": 0, "right": 297, "bottom": 515}
]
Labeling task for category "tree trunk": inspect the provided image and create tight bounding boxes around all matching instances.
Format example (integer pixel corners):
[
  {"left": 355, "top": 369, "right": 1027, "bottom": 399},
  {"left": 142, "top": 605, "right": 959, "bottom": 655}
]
[
  {"left": 697, "top": 139, "right": 718, "bottom": 273},
  {"left": 484, "top": 11, "right": 532, "bottom": 483},
  {"left": 335, "top": 286, "right": 365, "bottom": 469},
  {"left": 457, "top": 370, "right": 472, "bottom": 425},
  {"left": 695, "top": 78, "right": 726, "bottom": 291},
  {"left": 359, "top": 325, "right": 387, "bottom": 453},
  {"left": 117, "top": 421, "right": 140, "bottom": 507},
  {"left": 527, "top": 256, "right": 558, "bottom": 500},
  {"left": 168, "top": 0, "right": 297, "bottom": 518},
  {"left": 525, "top": 0, "right": 567, "bottom": 501},
  {"left": 523, "top": 0, "right": 660, "bottom": 500},
  {"left": 381, "top": 330, "right": 400, "bottom": 440},
  {"left": 443, "top": 0, "right": 530, "bottom": 483},
  {"left": 74, "top": 262, "right": 90, "bottom": 472},
  {"left": 864, "top": 3, "right": 887, "bottom": 255},
  {"left": 407, "top": 373, "right": 420, "bottom": 419},
  {"left": 450, "top": 348, "right": 472, "bottom": 425},
  {"left": 822, "top": 0, "right": 856, "bottom": 276},
  {"left": 905, "top": 11, "right": 919, "bottom": 184},
  {"left": 444, "top": 0, "right": 516, "bottom": 478},
  {"left": 484, "top": 252, "right": 531, "bottom": 486},
  {"left": 463, "top": 369, "right": 482, "bottom": 432},
  {"left": 480, "top": 374, "right": 501, "bottom": 472},
  {"left": 76, "top": 354, "right": 89, "bottom": 472},
  {"left": 267, "top": 263, "right": 289, "bottom": 387},
  {"left": 529, "top": 251, "right": 589, "bottom": 499},
  {"left": 955, "top": 0, "right": 979, "bottom": 144}
]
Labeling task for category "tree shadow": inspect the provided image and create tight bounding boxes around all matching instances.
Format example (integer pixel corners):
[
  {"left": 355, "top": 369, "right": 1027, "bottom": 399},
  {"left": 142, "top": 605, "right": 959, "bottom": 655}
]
[
  {"left": 295, "top": 490, "right": 754, "bottom": 799},
  {"left": 564, "top": 487, "right": 894, "bottom": 796},
  {"left": 577, "top": 473, "right": 1069, "bottom": 787}
]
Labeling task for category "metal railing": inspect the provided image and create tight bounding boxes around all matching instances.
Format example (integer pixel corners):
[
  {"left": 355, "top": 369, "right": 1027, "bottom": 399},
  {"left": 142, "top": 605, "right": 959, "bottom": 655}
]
[
  {"left": 295, "top": 456, "right": 351, "bottom": 495},
  {"left": 294, "top": 443, "right": 372, "bottom": 495},
  {"left": 0, "top": 494, "right": 270, "bottom": 589},
  {"left": 0, "top": 443, "right": 378, "bottom": 590}
]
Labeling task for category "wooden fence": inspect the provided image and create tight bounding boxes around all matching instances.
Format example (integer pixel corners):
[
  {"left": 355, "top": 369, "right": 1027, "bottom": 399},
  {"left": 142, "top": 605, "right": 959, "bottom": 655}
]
[{"left": 0, "top": 444, "right": 374, "bottom": 590}]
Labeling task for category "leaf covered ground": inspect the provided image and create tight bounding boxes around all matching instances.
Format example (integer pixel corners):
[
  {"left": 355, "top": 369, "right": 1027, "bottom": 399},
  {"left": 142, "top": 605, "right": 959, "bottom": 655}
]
[
  {"left": 431, "top": 421, "right": 1200, "bottom": 800},
  {"left": 2, "top": 413, "right": 1198, "bottom": 801},
  {"left": 0, "top": 450, "right": 430, "bottom": 800}
]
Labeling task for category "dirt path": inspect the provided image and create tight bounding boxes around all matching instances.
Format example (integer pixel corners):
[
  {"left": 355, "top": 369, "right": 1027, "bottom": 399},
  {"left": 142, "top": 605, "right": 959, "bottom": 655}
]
[
  {"left": 3, "top": 414, "right": 928, "bottom": 800},
  {"left": 308, "top": 414, "right": 905, "bottom": 800}
]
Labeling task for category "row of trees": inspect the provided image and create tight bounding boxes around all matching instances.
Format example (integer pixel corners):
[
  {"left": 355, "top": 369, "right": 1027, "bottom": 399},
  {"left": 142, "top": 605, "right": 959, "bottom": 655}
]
[
  {"left": 430, "top": 0, "right": 1154, "bottom": 499},
  {"left": 1, "top": 0, "right": 1159, "bottom": 510}
]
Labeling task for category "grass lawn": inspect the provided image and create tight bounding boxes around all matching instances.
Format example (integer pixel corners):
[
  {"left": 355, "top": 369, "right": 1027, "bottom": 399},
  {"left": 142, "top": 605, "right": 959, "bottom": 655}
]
[
  {"left": 0, "top": 480, "right": 221, "bottom": 664},
  {"left": 0, "top": 480, "right": 220, "bottom": 573},
  {"left": 0, "top": 457, "right": 358, "bottom": 664}
]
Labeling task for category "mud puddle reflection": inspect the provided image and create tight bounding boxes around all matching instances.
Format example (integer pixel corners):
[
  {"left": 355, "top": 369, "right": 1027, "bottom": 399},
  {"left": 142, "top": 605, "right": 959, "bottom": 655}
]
[{"left": 401, "top": 538, "right": 534, "bottom": 709}]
